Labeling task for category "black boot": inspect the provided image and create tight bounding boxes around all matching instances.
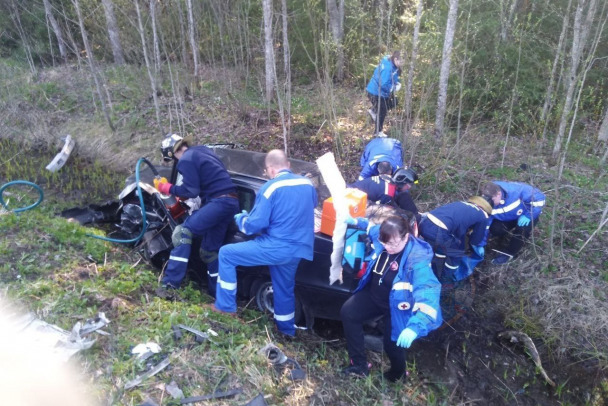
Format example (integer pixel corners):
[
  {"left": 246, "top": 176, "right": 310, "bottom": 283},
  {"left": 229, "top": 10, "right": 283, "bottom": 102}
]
[{"left": 382, "top": 368, "right": 405, "bottom": 383}]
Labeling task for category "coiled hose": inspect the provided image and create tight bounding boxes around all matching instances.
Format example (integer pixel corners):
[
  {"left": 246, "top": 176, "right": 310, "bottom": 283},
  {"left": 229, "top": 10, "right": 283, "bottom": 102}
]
[
  {"left": 87, "top": 157, "right": 159, "bottom": 244},
  {"left": 0, "top": 181, "right": 44, "bottom": 213}
]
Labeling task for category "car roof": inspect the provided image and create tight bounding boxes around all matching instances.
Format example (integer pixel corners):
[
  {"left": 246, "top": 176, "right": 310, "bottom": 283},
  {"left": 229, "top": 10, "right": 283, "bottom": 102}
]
[{"left": 211, "top": 147, "right": 331, "bottom": 203}]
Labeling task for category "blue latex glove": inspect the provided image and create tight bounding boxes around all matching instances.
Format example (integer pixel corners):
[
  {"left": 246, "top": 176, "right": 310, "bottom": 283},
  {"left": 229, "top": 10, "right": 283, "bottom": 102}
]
[
  {"left": 345, "top": 216, "right": 358, "bottom": 226},
  {"left": 517, "top": 215, "right": 531, "bottom": 227},
  {"left": 396, "top": 328, "right": 417, "bottom": 348},
  {"left": 234, "top": 210, "right": 248, "bottom": 231},
  {"left": 472, "top": 245, "right": 484, "bottom": 258}
]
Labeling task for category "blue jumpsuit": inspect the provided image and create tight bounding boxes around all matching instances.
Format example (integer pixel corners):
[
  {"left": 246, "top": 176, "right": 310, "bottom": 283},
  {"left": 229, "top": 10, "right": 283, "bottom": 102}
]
[
  {"left": 341, "top": 222, "right": 442, "bottom": 372},
  {"left": 358, "top": 138, "right": 403, "bottom": 180},
  {"left": 487, "top": 181, "right": 546, "bottom": 257},
  {"left": 419, "top": 201, "right": 489, "bottom": 282},
  {"left": 366, "top": 55, "right": 401, "bottom": 133},
  {"left": 214, "top": 169, "right": 317, "bottom": 336},
  {"left": 161, "top": 146, "right": 239, "bottom": 294},
  {"left": 349, "top": 175, "right": 396, "bottom": 204}
]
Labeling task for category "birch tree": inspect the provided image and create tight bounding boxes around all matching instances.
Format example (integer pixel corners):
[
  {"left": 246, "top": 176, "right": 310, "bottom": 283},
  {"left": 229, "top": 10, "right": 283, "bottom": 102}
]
[
  {"left": 101, "top": 0, "right": 125, "bottom": 65},
  {"left": 150, "top": 0, "right": 161, "bottom": 74},
  {"left": 72, "top": 0, "right": 114, "bottom": 131},
  {"left": 326, "top": 0, "right": 345, "bottom": 81},
  {"left": 135, "top": 0, "right": 162, "bottom": 132},
  {"left": 8, "top": 0, "right": 36, "bottom": 74},
  {"left": 552, "top": 0, "right": 598, "bottom": 158},
  {"left": 42, "top": 0, "right": 67, "bottom": 62},
  {"left": 263, "top": 0, "right": 275, "bottom": 103},
  {"left": 281, "top": 0, "right": 291, "bottom": 147},
  {"left": 599, "top": 106, "right": 608, "bottom": 142},
  {"left": 500, "top": 0, "right": 519, "bottom": 42},
  {"left": 186, "top": 0, "right": 198, "bottom": 75},
  {"left": 434, "top": 0, "right": 459, "bottom": 140},
  {"left": 404, "top": 0, "right": 424, "bottom": 137}
]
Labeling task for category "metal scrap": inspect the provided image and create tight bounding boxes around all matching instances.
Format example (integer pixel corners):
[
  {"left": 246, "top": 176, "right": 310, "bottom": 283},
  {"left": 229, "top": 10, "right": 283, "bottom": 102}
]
[
  {"left": 180, "top": 387, "right": 243, "bottom": 404},
  {"left": 124, "top": 357, "right": 171, "bottom": 390},
  {"left": 259, "top": 343, "right": 306, "bottom": 381}
]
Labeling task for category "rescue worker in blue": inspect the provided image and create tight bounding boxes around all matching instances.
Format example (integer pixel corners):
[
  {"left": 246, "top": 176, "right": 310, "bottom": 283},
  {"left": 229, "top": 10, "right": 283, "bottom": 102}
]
[
  {"left": 340, "top": 214, "right": 442, "bottom": 381},
  {"left": 213, "top": 149, "right": 317, "bottom": 337},
  {"left": 358, "top": 137, "right": 403, "bottom": 180},
  {"left": 155, "top": 134, "right": 239, "bottom": 296},
  {"left": 482, "top": 181, "right": 546, "bottom": 265},
  {"left": 418, "top": 197, "right": 492, "bottom": 282},
  {"left": 350, "top": 166, "right": 419, "bottom": 216},
  {"left": 366, "top": 51, "right": 403, "bottom": 137}
]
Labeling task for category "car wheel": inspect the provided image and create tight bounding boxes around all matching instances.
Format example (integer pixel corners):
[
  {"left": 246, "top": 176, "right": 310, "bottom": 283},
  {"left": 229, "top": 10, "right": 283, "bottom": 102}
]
[{"left": 252, "top": 279, "right": 304, "bottom": 326}]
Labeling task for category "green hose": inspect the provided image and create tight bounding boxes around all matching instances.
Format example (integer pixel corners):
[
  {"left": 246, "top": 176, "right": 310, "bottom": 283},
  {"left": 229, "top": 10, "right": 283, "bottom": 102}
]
[
  {"left": 0, "top": 180, "right": 44, "bottom": 213},
  {"left": 87, "top": 157, "right": 158, "bottom": 244}
]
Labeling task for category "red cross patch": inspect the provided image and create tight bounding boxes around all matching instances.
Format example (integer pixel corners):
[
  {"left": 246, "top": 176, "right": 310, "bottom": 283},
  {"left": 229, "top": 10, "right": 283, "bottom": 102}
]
[{"left": 397, "top": 302, "right": 411, "bottom": 310}]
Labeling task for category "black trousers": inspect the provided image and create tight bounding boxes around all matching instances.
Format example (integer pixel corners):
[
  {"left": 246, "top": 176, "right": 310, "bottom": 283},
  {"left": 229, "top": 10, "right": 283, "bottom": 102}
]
[
  {"left": 490, "top": 218, "right": 535, "bottom": 257},
  {"left": 368, "top": 92, "right": 395, "bottom": 133},
  {"left": 340, "top": 287, "right": 406, "bottom": 374}
]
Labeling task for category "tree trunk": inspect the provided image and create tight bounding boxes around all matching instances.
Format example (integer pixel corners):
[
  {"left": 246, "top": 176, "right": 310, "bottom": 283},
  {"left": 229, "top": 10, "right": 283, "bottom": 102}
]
[
  {"left": 150, "top": 0, "right": 161, "bottom": 74},
  {"left": 404, "top": 0, "right": 424, "bottom": 138},
  {"left": 186, "top": 0, "right": 199, "bottom": 76},
  {"left": 72, "top": 0, "right": 114, "bottom": 132},
  {"left": 434, "top": 0, "right": 460, "bottom": 140},
  {"left": 263, "top": 0, "right": 275, "bottom": 103},
  {"left": 175, "top": 0, "right": 188, "bottom": 65},
  {"left": 326, "top": 0, "right": 345, "bottom": 81},
  {"left": 100, "top": 0, "right": 125, "bottom": 65},
  {"left": 281, "top": 0, "right": 291, "bottom": 151},
  {"left": 599, "top": 106, "right": 608, "bottom": 142},
  {"left": 42, "top": 0, "right": 68, "bottom": 62},
  {"left": 539, "top": 0, "right": 572, "bottom": 145},
  {"left": 8, "top": 0, "right": 36, "bottom": 75},
  {"left": 135, "top": 0, "right": 162, "bottom": 133},
  {"left": 552, "top": 0, "right": 598, "bottom": 158},
  {"left": 500, "top": 0, "right": 520, "bottom": 42}
]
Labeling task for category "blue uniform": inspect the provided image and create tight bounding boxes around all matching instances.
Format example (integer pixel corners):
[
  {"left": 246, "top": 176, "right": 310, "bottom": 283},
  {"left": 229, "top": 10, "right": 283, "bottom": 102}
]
[
  {"left": 215, "top": 169, "right": 317, "bottom": 336},
  {"left": 366, "top": 56, "right": 400, "bottom": 99},
  {"left": 419, "top": 201, "right": 489, "bottom": 281},
  {"left": 162, "top": 146, "right": 239, "bottom": 294},
  {"left": 349, "top": 175, "right": 396, "bottom": 204},
  {"left": 487, "top": 181, "right": 546, "bottom": 258},
  {"left": 358, "top": 138, "right": 403, "bottom": 180},
  {"left": 340, "top": 221, "right": 441, "bottom": 373}
]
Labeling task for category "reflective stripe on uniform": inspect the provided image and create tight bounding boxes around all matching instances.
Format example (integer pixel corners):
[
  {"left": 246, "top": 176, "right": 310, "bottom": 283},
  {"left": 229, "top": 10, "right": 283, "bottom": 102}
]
[
  {"left": 263, "top": 178, "right": 313, "bottom": 199},
  {"left": 492, "top": 199, "right": 521, "bottom": 215},
  {"left": 426, "top": 213, "right": 448, "bottom": 230},
  {"left": 445, "top": 263, "right": 459, "bottom": 269},
  {"left": 218, "top": 277, "right": 237, "bottom": 291},
  {"left": 531, "top": 201, "right": 545, "bottom": 207},
  {"left": 413, "top": 302, "right": 438, "bottom": 320},
  {"left": 274, "top": 312, "right": 295, "bottom": 321},
  {"left": 169, "top": 255, "right": 189, "bottom": 263},
  {"left": 434, "top": 253, "right": 446, "bottom": 258},
  {"left": 208, "top": 272, "right": 218, "bottom": 277},
  {"left": 392, "top": 282, "right": 413, "bottom": 292}
]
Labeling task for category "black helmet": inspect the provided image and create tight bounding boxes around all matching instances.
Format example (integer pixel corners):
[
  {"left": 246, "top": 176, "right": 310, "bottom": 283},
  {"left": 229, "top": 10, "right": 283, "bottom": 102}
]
[
  {"left": 161, "top": 133, "right": 193, "bottom": 162},
  {"left": 392, "top": 167, "right": 418, "bottom": 185}
]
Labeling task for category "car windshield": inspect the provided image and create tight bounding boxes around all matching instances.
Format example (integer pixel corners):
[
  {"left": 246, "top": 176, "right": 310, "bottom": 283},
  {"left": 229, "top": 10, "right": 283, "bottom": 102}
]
[{"left": 211, "top": 147, "right": 331, "bottom": 204}]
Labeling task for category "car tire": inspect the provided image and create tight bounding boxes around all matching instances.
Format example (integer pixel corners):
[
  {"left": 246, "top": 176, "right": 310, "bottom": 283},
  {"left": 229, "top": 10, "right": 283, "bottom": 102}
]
[{"left": 252, "top": 279, "right": 304, "bottom": 326}]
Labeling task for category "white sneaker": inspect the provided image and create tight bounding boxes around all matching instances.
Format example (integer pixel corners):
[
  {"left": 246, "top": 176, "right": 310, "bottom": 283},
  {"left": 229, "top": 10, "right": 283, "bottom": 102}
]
[
  {"left": 368, "top": 109, "right": 377, "bottom": 122},
  {"left": 376, "top": 131, "right": 387, "bottom": 138}
]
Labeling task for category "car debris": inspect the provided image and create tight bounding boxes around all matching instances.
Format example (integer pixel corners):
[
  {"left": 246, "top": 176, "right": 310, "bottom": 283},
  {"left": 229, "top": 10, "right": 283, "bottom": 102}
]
[
  {"left": 165, "top": 380, "right": 184, "bottom": 400},
  {"left": 180, "top": 387, "right": 243, "bottom": 404},
  {"left": 124, "top": 357, "right": 171, "bottom": 390},
  {"left": 243, "top": 393, "right": 269, "bottom": 406},
  {"left": 172, "top": 324, "right": 216, "bottom": 344},
  {"left": 259, "top": 343, "right": 306, "bottom": 381},
  {"left": 131, "top": 342, "right": 161, "bottom": 361},
  {"left": 46, "top": 134, "right": 75, "bottom": 172}
]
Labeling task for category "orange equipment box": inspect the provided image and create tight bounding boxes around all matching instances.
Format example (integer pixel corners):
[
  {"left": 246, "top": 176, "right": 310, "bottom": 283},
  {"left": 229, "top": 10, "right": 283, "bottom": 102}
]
[{"left": 320, "top": 188, "right": 368, "bottom": 236}]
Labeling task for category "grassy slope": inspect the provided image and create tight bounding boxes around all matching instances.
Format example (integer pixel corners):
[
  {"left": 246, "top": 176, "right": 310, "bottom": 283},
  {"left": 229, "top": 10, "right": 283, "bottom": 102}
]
[{"left": 1, "top": 60, "right": 607, "bottom": 405}]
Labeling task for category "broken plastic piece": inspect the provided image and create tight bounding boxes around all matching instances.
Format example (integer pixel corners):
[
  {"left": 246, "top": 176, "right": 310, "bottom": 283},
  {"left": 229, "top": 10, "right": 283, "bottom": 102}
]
[
  {"left": 175, "top": 324, "right": 209, "bottom": 343},
  {"left": 243, "top": 393, "right": 269, "bottom": 406},
  {"left": 165, "top": 381, "right": 184, "bottom": 399},
  {"left": 259, "top": 343, "right": 306, "bottom": 381},
  {"left": 131, "top": 342, "right": 161, "bottom": 360},
  {"left": 179, "top": 387, "right": 243, "bottom": 404},
  {"left": 46, "top": 134, "right": 75, "bottom": 172},
  {"left": 78, "top": 312, "right": 110, "bottom": 336},
  {"left": 124, "top": 357, "right": 171, "bottom": 390}
]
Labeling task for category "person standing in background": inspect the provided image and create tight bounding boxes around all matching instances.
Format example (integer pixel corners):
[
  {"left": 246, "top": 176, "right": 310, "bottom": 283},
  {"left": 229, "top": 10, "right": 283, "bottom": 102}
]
[{"left": 366, "top": 51, "right": 403, "bottom": 137}]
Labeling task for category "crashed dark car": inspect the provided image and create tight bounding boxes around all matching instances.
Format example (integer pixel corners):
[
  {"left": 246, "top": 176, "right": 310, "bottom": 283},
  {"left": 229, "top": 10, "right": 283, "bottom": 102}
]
[{"left": 67, "top": 147, "right": 473, "bottom": 330}]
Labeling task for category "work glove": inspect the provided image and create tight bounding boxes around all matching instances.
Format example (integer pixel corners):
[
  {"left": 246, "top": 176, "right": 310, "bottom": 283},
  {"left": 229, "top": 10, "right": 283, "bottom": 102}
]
[
  {"left": 472, "top": 245, "right": 485, "bottom": 258},
  {"left": 394, "top": 82, "right": 402, "bottom": 92},
  {"left": 517, "top": 215, "right": 531, "bottom": 227},
  {"left": 153, "top": 177, "right": 167, "bottom": 189},
  {"left": 234, "top": 210, "right": 249, "bottom": 231},
  {"left": 344, "top": 216, "right": 358, "bottom": 227},
  {"left": 396, "top": 328, "right": 417, "bottom": 348},
  {"left": 155, "top": 178, "right": 173, "bottom": 195}
]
